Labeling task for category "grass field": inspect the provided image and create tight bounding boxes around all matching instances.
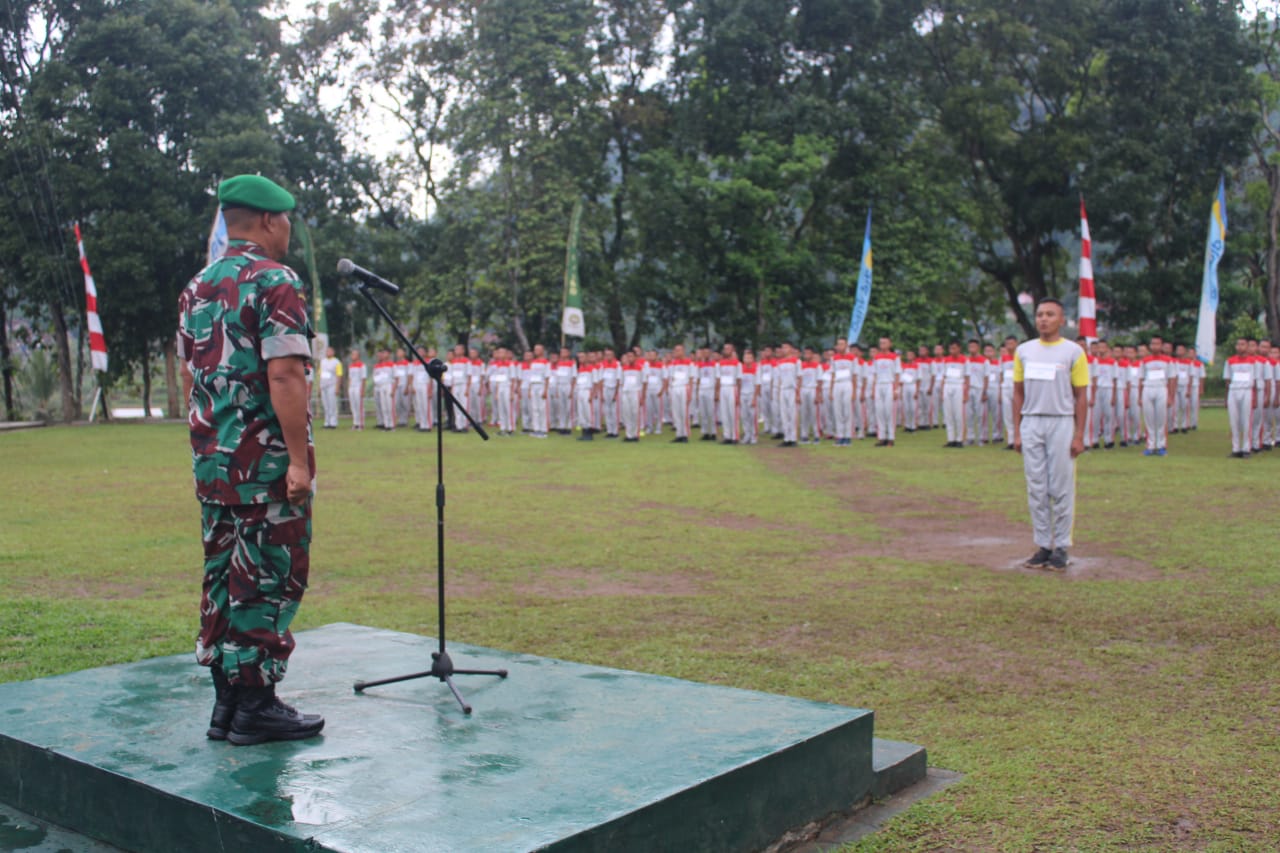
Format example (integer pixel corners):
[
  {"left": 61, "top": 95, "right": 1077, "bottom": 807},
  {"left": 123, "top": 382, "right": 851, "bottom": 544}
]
[{"left": 1, "top": 412, "right": 1278, "bottom": 851}]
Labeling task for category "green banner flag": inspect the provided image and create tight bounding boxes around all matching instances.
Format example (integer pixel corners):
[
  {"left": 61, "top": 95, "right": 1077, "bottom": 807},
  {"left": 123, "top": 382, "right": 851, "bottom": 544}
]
[
  {"left": 294, "top": 218, "right": 329, "bottom": 359},
  {"left": 561, "top": 199, "right": 585, "bottom": 339}
]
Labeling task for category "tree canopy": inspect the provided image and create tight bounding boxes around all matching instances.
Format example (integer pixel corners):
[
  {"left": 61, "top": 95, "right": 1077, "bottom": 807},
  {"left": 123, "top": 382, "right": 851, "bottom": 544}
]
[{"left": 2, "top": 0, "right": 1276, "bottom": 421}]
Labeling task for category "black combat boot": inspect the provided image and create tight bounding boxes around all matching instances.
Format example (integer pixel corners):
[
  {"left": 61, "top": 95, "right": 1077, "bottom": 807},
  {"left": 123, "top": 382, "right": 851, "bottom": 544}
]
[
  {"left": 227, "top": 684, "right": 325, "bottom": 746},
  {"left": 207, "top": 668, "right": 238, "bottom": 741}
]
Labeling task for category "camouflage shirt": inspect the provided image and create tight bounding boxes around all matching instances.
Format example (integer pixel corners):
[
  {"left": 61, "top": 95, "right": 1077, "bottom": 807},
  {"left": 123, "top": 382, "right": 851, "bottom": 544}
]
[{"left": 177, "top": 240, "right": 314, "bottom": 505}]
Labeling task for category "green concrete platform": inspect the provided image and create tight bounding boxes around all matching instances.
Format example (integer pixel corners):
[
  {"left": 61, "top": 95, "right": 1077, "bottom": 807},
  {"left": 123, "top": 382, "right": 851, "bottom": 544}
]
[{"left": 0, "top": 623, "right": 926, "bottom": 852}]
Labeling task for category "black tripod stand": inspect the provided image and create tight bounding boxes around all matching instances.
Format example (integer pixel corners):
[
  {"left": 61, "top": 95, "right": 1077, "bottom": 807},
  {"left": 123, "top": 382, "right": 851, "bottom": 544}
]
[{"left": 351, "top": 283, "right": 507, "bottom": 714}]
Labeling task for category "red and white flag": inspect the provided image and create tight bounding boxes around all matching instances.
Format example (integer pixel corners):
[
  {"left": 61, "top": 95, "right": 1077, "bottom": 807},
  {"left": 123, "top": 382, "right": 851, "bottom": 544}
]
[
  {"left": 1078, "top": 196, "right": 1097, "bottom": 342},
  {"left": 75, "top": 223, "right": 108, "bottom": 373}
]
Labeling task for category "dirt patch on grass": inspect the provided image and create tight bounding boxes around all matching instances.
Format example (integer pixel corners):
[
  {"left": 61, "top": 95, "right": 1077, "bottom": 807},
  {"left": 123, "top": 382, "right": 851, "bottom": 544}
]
[{"left": 759, "top": 452, "right": 1161, "bottom": 582}]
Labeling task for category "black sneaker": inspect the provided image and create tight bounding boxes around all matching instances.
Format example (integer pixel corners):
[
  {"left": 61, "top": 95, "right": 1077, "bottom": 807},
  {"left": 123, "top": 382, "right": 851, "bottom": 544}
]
[
  {"left": 1048, "top": 548, "right": 1069, "bottom": 571},
  {"left": 227, "top": 685, "right": 324, "bottom": 746},
  {"left": 1024, "top": 547, "right": 1052, "bottom": 569}
]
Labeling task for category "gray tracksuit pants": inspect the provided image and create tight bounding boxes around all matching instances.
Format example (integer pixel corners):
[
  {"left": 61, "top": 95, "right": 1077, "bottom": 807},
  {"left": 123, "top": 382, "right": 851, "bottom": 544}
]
[{"left": 1021, "top": 414, "right": 1076, "bottom": 550}]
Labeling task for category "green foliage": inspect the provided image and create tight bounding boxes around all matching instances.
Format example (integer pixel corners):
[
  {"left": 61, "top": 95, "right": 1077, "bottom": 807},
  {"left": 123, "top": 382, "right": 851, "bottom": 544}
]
[{"left": 16, "top": 347, "right": 58, "bottom": 419}]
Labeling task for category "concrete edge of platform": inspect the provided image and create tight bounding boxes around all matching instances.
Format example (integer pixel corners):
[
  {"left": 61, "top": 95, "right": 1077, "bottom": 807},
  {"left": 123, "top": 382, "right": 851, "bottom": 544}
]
[
  {"left": 0, "top": 734, "right": 317, "bottom": 853},
  {"left": 785, "top": 767, "right": 963, "bottom": 852},
  {"left": 764, "top": 738, "right": 935, "bottom": 853}
]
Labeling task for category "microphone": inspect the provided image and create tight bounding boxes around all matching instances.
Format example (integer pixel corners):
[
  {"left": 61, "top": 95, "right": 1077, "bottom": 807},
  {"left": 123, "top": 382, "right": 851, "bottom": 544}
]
[{"left": 337, "top": 258, "right": 400, "bottom": 295}]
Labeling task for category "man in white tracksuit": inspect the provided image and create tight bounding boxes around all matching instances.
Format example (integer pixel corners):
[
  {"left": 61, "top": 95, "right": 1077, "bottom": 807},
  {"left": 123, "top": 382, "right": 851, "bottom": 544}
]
[
  {"left": 940, "top": 341, "right": 968, "bottom": 447},
  {"left": 1138, "top": 335, "right": 1174, "bottom": 456},
  {"left": 372, "top": 350, "right": 395, "bottom": 431},
  {"left": 619, "top": 352, "right": 645, "bottom": 441},
  {"left": 774, "top": 344, "right": 800, "bottom": 447},
  {"left": 716, "top": 344, "right": 742, "bottom": 443},
  {"left": 830, "top": 339, "right": 857, "bottom": 446},
  {"left": 871, "top": 337, "right": 901, "bottom": 447},
  {"left": 318, "top": 346, "right": 342, "bottom": 429},
  {"left": 1012, "top": 298, "right": 1089, "bottom": 572},
  {"left": 1223, "top": 338, "right": 1255, "bottom": 457},
  {"left": 664, "top": 345, "right": 696, "bottom": 442},
  {"left": 346, "top": 349, "right": 366, "bottom": 430},
  {"left": 964, "top": 340, "right": 988, "bottom": 446}
]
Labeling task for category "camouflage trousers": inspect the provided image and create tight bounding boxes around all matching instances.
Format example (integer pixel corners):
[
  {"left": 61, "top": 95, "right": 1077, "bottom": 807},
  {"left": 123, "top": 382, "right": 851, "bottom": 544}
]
[{"left": 196, "top": 500, "right": 311, "bottom": 686}]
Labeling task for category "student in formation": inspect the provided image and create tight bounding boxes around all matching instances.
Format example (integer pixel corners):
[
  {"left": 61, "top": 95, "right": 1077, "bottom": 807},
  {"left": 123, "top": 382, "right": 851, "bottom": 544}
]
[
  {"left": 915, "top": 346, "right": 934, "bottom": 430},
  {"left": 758, "top": 347, "right": 776, "bottom": 439},
  {"left": 1265, "top": 343, "right": 1279, "bottom": 449},
  {"left": 930, "top": 343, "right": 946, "bottom": 429},
  {"left": 829, "top": 338, "right": 857, "bottom": 446},
  {"left": 526, "top": 345, "right": 551, "bottom": 438},
  {"left": 317, "top": 346, "right": 343, "bottom": 429},
  {"left": 963, "top": 339, "right": 988, "bottom": 446},
  {"left": 619, "top": 351, "right": 646, "bottom": 441},
  {"left": 999, "top": 337, "right": 1017, "bottom": 449},
  {"left": 346, "top": 348, "right": 366, "bottom": 430},
  {"left": 1224, "top": 337, "right": 1255, "bottom": 458},
  {"left": 1094, "top": 341, "right": 1118, "bottom": 449},
  {"left": 716, "top": 343, "right": 742, "bottom": 444},
  {"left": 644, "top": 350, "right": 666, "bottom": 436},
  {"left": 871, "top": 337, "right": 901, "bottom": 447},
  {"left": 1138, "top": 335, "right": 1174, "bottom": 456},
  {"left": 392, "top": 348, "right": 410, "bottom": 427},
  {"left": 940, "top": 341, "right": 968, "bottom": 448},
  {"left": 372, "top": 349, "right": 395, "bottom": 430},
  {"left": 774, "top": 342, "right": 800, "bottom": 447},
  {"left": 798, "top": 346, "right": 823, "bottom": 444},
  {"left": 489, "top": 348, "right": 516, "bottom": 435},
  {"left": 1190, "top": 346, "right": 1206, "bottom": 431},
  {"left": 1122, "top": 344, "right": 1141, "bottom": 446},
  {"left": 850, "top": 344, "right": 868, "bottom": 439},
  {"left": 1012, "top": 297, "right": 1089, "bottom": 572},
  {"left": 411, "top": 346, "right": 432, "bottom": 432},
  {"left": 739, "top": 350, "right": 761, "bottom": 445},
  {"left": 549, "top": 347, "right": 575, "bottom": 435},
  {"left": 574, "top": 350, "right": 597, "bottom": 440},
  {"left": 900, "top": 350, "right": 920, "bottom": 433},
  {"left": 598, "top": 348, "right": 621, "bottom": 438},
  {"left": 981, "top": 343, "right": 1001, "bottom": 445},
  {"left": 664, "top": 344, "right": 696, "bottom": 442},
  {"left": 821, "top": 349, "right": 836, "bottom": 440},
  {"left": 696, "top": 347, "right": 719, "bottom": 441},
  {"left": 1249, "top": 339, "right": 1271, "bottom": 453}
]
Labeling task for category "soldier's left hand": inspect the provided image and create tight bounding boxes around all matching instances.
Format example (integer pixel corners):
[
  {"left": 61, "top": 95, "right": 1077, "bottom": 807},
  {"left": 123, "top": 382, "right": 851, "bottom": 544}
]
[{"left": 286, "top": 462, "right": 311, "bottom": 505}]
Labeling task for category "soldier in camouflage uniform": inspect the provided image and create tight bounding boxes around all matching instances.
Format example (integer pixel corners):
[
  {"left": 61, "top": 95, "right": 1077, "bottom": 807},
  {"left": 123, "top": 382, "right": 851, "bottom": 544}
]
[{"left": 177, "top": 175, "right": 324, "bottom": 746}]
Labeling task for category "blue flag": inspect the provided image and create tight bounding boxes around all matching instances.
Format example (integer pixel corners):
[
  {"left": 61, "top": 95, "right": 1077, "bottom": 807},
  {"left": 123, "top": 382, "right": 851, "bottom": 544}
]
[
  {"left": 1195, "top": 177, "right": 1226, "bottom": 365},
  {"left": 847, "top": 208, "right": 873, "bottom": 343},
  {"left": 206, "top": 208, "right": 228, "bottom": 266}
]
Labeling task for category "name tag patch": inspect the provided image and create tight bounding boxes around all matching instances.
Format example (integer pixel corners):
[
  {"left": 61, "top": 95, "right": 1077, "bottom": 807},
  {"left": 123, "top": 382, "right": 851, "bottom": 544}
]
[{"left": 1024, "top": 362, "right": 1057, "bottom": 382}]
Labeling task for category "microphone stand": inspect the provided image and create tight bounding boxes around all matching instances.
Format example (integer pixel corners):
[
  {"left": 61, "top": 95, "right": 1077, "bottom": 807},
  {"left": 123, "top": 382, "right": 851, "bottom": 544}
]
[{"left": 351, "top": 283, "right": 507, "bottom": 714}]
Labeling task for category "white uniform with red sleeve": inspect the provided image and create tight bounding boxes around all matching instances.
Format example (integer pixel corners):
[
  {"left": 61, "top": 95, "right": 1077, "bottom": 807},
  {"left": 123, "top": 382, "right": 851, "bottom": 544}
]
[
  {"left": 347, "top": 359, "right": 367, "bottom": 430},
  {"left": 900, "top": 360, "right": 919, "bottom": 431},
  {"left": 716, "top": 357, "right": 742, "bottom": 442},
  {"left": 872, "top": 352, "right": 901, "bottom": 441}
]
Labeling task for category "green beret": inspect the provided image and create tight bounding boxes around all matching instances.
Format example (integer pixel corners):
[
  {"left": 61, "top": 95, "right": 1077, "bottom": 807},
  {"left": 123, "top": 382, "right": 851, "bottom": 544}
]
[{"left": 218, "top": 174, "right": 296, "bottom": 213}]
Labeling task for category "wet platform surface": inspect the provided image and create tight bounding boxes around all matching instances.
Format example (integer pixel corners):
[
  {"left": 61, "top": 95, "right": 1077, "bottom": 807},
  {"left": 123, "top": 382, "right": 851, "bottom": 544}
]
[{"left": 0, "top": 623, "right": 925, "bottom": 852}]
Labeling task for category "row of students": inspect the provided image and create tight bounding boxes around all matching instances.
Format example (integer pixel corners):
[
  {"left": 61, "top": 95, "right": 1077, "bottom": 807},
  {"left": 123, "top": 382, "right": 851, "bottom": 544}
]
[{"left": 317, "top": 337, "right": 1264, "bottom": 457}]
